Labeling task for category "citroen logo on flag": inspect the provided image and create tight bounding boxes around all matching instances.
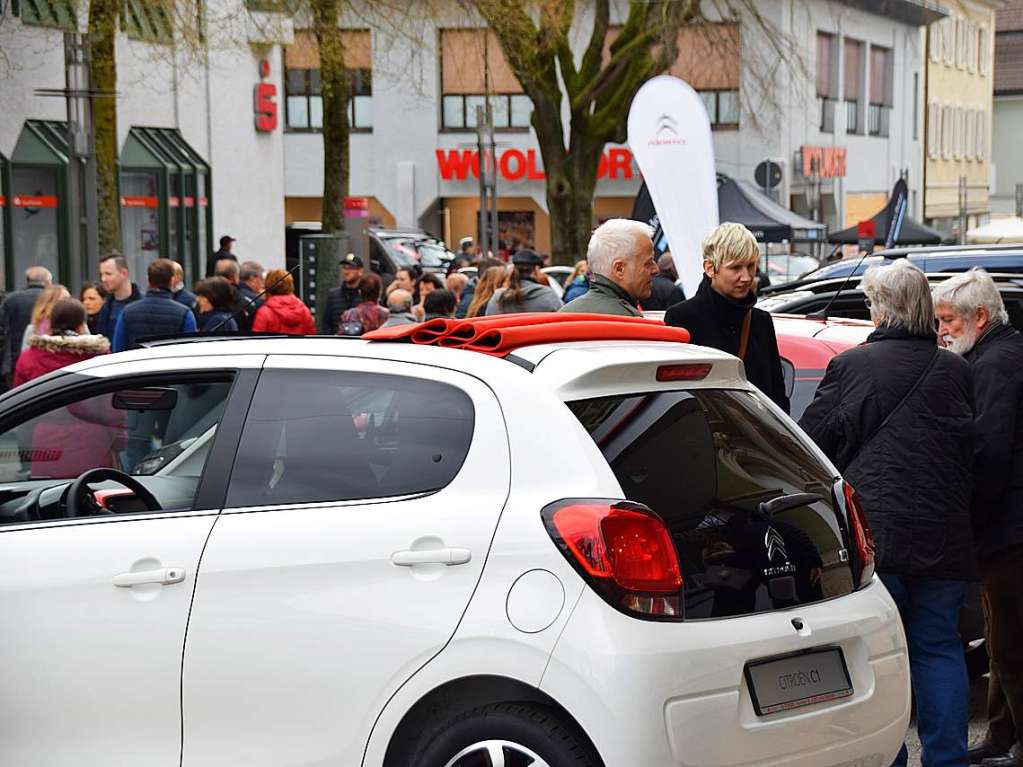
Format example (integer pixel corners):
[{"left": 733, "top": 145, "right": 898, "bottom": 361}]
[
  {"left": 765, "top": 527, "right": 788, "bottom": 563},
  {"left": 656, "top": 114, "right": 678, "bottom": 137}
]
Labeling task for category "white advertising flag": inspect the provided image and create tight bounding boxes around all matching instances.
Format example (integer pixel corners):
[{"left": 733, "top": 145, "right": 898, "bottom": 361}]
[{"left": 627, "top": 75, "right": 719, "bottom": 298}]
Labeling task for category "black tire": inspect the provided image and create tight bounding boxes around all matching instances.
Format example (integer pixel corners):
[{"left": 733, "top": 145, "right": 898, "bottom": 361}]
[{"left": 407, "top": 702, "right": 601, "bottom": 767}]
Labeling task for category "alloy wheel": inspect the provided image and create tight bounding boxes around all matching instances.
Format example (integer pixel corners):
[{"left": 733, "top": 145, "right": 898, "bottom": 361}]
[{"left": 443, "top": 739, "right": 552, "bottom": 767}]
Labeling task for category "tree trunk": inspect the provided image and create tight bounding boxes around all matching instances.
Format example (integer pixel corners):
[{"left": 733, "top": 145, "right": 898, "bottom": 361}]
[
  {"left": 313, "top": 0, "right": 349, "bottom": 235},
  {"left": 88, "top": 0, "right": 120, "bottom": 255}
]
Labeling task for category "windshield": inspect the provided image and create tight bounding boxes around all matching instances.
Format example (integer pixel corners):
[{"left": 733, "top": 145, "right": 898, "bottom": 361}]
[
  {"left": 381, "top": 237, "right": 452, "bottom": 269},
  {"left": 569, "top": 389, "right": 855, "bottom": 619}
]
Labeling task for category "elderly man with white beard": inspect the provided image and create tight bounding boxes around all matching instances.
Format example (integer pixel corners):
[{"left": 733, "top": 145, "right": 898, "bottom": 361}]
[{"left": 934, "top": 268, "right": 1023, "bottom": 767}]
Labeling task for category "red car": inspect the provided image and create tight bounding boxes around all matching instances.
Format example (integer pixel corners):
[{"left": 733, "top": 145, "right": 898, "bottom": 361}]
[{"left": 771, "top": 314, "right": 873, "bottom": 419}]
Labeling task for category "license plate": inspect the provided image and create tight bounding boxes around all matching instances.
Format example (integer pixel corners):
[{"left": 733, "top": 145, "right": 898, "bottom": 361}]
[{"left": 745, "top": 647, "right": 853, "bottom": 715}]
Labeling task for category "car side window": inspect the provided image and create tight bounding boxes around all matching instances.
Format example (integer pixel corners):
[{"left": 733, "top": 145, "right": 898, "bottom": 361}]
[
  {"left": 226, "top": 369, "right": 475, "bottom": 507},
  {"left": 1005, "top": 299, "right": 1023, "bottom": 331},
  {"left": 0, "top": 377, "right": 235, "bottom": 522}
]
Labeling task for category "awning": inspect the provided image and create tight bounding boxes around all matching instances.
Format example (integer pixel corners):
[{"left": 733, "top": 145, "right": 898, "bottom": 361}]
[
  {"left": 122, "top": 127, "right": 209, "bottom": 173},
  {"left": 721, "top": 177, "right": 826, "bottom": 243},
  {"left": 13, "top": 120, "right": 70, "bottom": 166},
  {"left": 967, "top": 217, "right": 1023, "bottom": 244},
  {"left": 631, "top": 177, "right": 825, "bottom": 249}
]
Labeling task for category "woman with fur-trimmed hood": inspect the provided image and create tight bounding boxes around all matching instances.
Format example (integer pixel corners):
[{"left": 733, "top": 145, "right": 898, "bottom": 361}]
[{"left": 14, "top": 298, "right": 110, "bottom": 386}]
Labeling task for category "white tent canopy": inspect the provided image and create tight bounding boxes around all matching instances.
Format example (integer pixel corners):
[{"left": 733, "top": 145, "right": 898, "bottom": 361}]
[{"left": 967, "top": 217, "right": 1023, "bottom": 244}]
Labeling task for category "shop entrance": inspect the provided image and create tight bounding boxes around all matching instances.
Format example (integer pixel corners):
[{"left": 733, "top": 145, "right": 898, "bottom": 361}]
[
  {"left": 9, "top": 121, "right": 70, "bottom": 289},
  {"left": 120, "top": 127, "right": 212, "bottom": 286}
]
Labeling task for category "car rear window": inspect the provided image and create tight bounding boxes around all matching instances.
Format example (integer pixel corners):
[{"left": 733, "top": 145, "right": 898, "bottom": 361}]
[
  {"left": 568, "top": 389, "right": 855, "bottom": 619},
  {"left": 227, "top": 370, "right": 474, "bottom": 507}
]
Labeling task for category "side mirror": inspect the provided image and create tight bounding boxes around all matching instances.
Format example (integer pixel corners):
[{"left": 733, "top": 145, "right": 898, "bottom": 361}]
[
  {"left": 370, "top": 259, "right": 382, "bottom": 273},
  {"left": 112, "top": 387, "right": 178, "bottom": 411}
]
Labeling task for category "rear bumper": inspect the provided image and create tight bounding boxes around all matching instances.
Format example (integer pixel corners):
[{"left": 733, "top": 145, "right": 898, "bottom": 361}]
[{"left": 540, "top": 578, "right": 910, "bottom": 767}]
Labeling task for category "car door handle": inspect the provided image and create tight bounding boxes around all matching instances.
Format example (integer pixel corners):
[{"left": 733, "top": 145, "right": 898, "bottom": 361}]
[
  {"left": 113, "top": 567, "right": 186, "bottom": 588},
  {"left": 391, "top": 548, "right": 472, "bottom": 567}
]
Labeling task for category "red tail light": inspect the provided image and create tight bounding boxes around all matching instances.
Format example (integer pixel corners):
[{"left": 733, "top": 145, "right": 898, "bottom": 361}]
[
  {"left": 656, "top": 363, "right": 712, "bottom": 382},
  {"left": 542, "top": 500, "right": 683, "bottom": 619},
  {"left": 843, "top": 482, "right": 875, "bottom": 588}
]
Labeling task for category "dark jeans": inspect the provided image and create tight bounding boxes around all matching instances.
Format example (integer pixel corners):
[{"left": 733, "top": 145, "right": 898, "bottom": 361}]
[
  {"left": 881, "top": 574, "right": 969, "bottom": 767},
  {"left": 983, "top": 545, "right": 1023, "bottom": 751}
]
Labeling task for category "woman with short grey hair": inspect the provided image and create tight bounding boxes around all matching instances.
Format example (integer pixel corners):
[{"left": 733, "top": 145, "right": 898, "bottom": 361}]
[{"left": 799, "top": 259, "right": 976, "bottom": 767}]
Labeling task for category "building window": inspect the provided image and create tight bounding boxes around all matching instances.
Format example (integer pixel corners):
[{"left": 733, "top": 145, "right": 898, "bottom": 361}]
[
  {"left": 441, "top": 94, "right": 531, "bottom": 130},
  {"left": 929, "top": 22, "right": 941, "bottom": 63},
  {"left": 957, "top": 16, "right": 965, "bottom": 69},
  {"left": 980, "top": 25, "right": 990, "bottom": 75},
  {"left": 976, "top": 110, "right": 986, "bottom": 159},
  {"left": 844, "top": 38, "right": 863, "bottom": 134},
  {"left": 928, "top": 101, "right": 940, "bottom": 159},
  {"left": 965, "top": 108, "right": 975, "bottom": 161},
  {"left": 968, "top": 20, "right": 977, "bottom": 73},
  {"left": 440, "top": 29, "right": 528, "bottom": 132},
  {"left": 123, "top": 0, "right": 173, "bottom": 44},
  {"left": 284, "top": 30, "right": 373, "bottom": 133},
  {"left": 697, "top": 90, "right": 740, "bottom": 129},
  {"left": 670, "top": 23, "right": 741, "bottom": 131},
  {"left": 949, "top": 104, "right": 957, "bottom": 159},
  {"left": 285, "top": 68, "right": 373, "bottom": 131},
  {"left": 868, "top": 45, "right": 892, "bottom": 137},
  {"left": 18, "top": 0, "right": 76, "bottom": 28},
  {"left": 817, "top": 32, "right": 838, "bottom": 132},
  {"left": 942, "top": 104, "right": 953, "bottom": 159},
  {"left": 943, "top": 17, "right": 956, "bottom": 66}
]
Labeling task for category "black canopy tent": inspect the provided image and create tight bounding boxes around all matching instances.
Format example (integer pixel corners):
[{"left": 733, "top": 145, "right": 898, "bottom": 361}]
[
  {"left": 631, "top": 177, "right": 825, "bottom": 252},
  {"left": 827, "top": 205, "right": 944, "bottom": 246}
]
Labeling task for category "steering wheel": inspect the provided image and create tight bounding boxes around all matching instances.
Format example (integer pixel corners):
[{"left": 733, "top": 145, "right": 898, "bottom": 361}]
[{"left": 65, "top": 468, "right": 162, "bottom": 518}]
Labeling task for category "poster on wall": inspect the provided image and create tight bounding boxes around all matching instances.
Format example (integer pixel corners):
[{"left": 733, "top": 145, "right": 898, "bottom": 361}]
[
  {"left": 493, "top": 211, "right": 535, "bottom": 255},
  {"left": 627, "top": 75, "right": 718, "bottom": 299}
]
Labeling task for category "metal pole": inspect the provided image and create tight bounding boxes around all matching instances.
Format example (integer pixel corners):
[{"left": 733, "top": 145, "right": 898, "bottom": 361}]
[
  {"left": 476, "top": 105, "right": 488, "bottom": 258},
  {"left": 487, "top": 101, "right": 498, "bottom": 256},
  {"left": 1015, "top": 183, "right": 1022, "bottom": 219}
]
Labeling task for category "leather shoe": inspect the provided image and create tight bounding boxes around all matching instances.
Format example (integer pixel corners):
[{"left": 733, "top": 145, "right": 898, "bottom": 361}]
[
  {"left": 982, "top": 744, "right": 1023, "bottom": 767},
  {"left": 971, "top": 742, "right": 1009, "bottom": 764}
]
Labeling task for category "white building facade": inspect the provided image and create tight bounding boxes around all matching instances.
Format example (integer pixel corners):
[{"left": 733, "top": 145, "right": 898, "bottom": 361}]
[{"left": 0, "top": 0, "right": 939, "bottom": 290}]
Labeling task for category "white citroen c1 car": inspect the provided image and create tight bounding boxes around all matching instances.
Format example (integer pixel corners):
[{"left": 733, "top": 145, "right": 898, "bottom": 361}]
[{"left": 0, "top": 327, "right": 909, "bottom": 767}]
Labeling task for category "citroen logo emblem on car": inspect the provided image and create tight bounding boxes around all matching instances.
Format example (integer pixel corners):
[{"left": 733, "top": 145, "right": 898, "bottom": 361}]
[{"left": 765, "top": 527, "right": 788, "bottom": 563}]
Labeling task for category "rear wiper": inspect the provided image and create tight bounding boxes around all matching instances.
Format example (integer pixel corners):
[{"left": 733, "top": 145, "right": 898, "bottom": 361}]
[{"left": 758, "top": 493, "right": 821, "bottom": 518}]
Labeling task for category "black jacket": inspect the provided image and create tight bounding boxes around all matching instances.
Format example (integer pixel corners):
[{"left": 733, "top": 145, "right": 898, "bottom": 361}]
[
  {"left": 237, "top": 284, "right": 264, "bottom": 332},
  {"left": 321, "top": 284, "right": 361, "bottom": 335},
  {"left": 798, "top": 326, "right": 977, "bottom": 580},
  {"left": 664, "top": 276, "right": 789, "bottom": 413},
  {"left": 0, "top": 283, "right": 45, "bottom": 379},
  {"left": 965, "top": 323, "right": 1023, "bottom": 561},
  {"left": 96, "top": 283, "right": 142, "bottom": 340},
  {"left": 206, "top": 250, "right": 238, "bottom": 278},
  {"left": 644, "top": 273, "right": 684, "bottom": 311}
]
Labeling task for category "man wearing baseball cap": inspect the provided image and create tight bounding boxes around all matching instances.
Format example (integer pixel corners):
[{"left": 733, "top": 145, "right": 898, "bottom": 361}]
[
  {"left": 322, "top": 253, "right": 364, "bottom": 334},
  {"left": 485, "top": 249, "right": 562, "bottom": 315},
  {"left": 206, "top": 235, "right": 238, "bottom": 277}
]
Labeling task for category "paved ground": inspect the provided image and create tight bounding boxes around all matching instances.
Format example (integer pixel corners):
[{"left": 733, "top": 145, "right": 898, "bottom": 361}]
[{"left": 905, "top": 670, "right": 989, "bottom": 765}]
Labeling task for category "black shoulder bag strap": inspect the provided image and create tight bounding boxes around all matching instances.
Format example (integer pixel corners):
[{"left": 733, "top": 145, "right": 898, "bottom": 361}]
[{"left": 846, "top": 346, "right": 941, "bottom": 472}]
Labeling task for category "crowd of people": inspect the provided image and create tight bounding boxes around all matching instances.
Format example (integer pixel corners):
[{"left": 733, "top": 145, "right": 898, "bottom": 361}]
[{"left": 0, "top": 243, "right": 279, "bottom": 390}]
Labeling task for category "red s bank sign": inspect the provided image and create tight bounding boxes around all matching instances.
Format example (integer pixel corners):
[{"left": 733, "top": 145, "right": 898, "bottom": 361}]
[
  {"left": 435, "top": 147, "right": 634, "bottom": 182},
  {"left": 254, "top": 58, "right": 278, "bottom": 133}
]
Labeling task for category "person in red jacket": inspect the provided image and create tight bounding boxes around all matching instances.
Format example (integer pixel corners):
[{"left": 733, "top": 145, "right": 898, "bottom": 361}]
[
  {"left": 14, "top": 298, "right": 110, "bottom": 386},
  {"left": 251, "top": 269, "right": 316, "bottom": 335},
  {"left": 13, "top": 298, "right": 121, "bottom": 479}
]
